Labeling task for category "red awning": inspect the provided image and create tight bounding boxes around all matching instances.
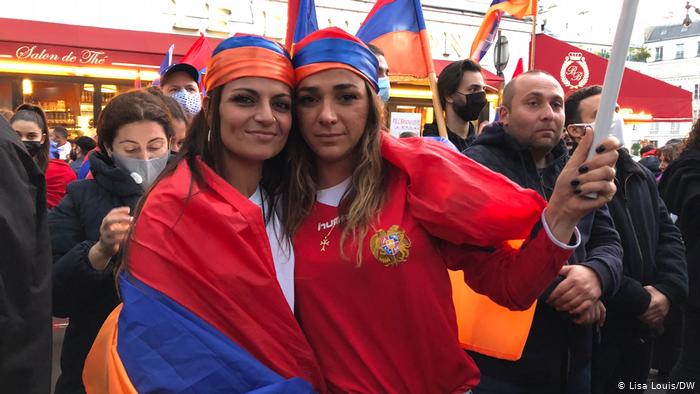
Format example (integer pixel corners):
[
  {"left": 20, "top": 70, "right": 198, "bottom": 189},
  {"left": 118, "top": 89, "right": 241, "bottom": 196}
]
[
  {"left": 533, "top": 34, "right": 692, "bottom": 123},
  {"left": 0, "top": 18, "right": 222, "bottom": 69},
  {"left": 434, "top": 59, "right": 504, "bottom": 89}
]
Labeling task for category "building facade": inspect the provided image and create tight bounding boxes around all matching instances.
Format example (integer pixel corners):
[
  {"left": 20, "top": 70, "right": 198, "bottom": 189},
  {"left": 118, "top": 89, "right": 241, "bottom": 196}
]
[
  {"left": 640, "top": 23, "right": 700, "bottom": 147},
  {"left": 2, "top": 0, "right": 534, "bottom": 136}
]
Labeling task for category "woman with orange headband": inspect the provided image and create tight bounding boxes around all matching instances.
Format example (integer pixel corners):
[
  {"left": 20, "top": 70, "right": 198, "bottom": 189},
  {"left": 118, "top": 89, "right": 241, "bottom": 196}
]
[
  {"left": 83, "top": 35, "right": 323, "bottom": 393},
  {"left": 282, "top": 27, "right": 620, "bottom": 392}
]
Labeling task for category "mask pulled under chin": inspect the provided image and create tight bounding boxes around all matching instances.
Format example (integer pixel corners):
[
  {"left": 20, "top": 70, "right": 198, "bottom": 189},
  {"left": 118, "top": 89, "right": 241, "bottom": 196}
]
[
  {"left": 111, "top": 153, "right": 169, "bottom": 190},
  {"left": 454, "top": 91, "right": 488, "bottom": 122}
]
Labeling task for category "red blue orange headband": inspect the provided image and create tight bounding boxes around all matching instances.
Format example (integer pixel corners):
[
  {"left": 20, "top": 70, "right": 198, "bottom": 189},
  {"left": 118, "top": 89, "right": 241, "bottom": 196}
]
[
  {"left": 204, "top": 35, "right": 294, "bottom": 93},
  {"left": 292, "top": 27, "right": 379, "bottom": 92}
]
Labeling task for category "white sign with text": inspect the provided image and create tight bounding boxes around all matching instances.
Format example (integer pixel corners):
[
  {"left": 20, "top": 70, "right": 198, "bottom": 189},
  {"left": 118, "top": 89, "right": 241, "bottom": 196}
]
[{"left": 389, "top": 112, "right": 422, "bottom": 137}]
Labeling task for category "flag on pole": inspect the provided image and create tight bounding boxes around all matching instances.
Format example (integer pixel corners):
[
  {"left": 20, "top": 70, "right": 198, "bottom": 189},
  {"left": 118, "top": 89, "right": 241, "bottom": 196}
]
[
  {"left": 181, "top": 33, "right": 214, "bottom": 72},
  {"left": 285, "top": 0, "right": 319, "bottom": 54},
  {"left": 180, "top": 33, "right": 213, "bottom": 91},
  {"left": 470, "top": 0, "right": 538, "bottom": 61},
  {"left": 159, "top": 44, "right": 175, "bottom": 75},
  {"left": 356, "top": 0, "right": 435, "bottom": 79},
  {"left": 153, "top": 44, "right": 175, "bottom": 86}
]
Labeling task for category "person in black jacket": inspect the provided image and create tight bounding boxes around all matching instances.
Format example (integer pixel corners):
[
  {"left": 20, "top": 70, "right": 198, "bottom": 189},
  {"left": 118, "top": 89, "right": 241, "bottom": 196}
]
[
  {"left": 565, "top": 85, "right": 688, "bottom": 393},
  {"left": 464, "top": 70, "right": 623, "bottom": 394},
  {"left": 660, "top": 119, "right": 700, "bottom": 393},
  {"left": 50, "top": 90, "right": 173, "bottom": 394},
  {"left": 0, "top": 116, "right": 52, "bottom": 394},
  {"left": 422, "top": 59, "right": 488, "bottom": 151}
]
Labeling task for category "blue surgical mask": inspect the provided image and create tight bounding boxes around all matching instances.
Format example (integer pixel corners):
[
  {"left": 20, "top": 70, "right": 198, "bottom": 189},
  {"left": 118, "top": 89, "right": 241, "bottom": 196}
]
[
  {"left": 170, "top": 88, "right": 202, "bottom": 116},
  {"left": 378, "top": 77, "right": 391, "bottom": 103}
]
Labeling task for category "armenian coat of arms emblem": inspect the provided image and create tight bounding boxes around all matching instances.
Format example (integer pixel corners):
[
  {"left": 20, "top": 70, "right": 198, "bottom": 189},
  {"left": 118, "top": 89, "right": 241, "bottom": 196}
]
[{"left": 369, "top": 225, "right": 411, "bottom": 267}]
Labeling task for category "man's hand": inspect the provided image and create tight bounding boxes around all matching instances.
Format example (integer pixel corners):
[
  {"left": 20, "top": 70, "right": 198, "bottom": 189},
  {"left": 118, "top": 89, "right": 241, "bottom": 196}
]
[
  {"left": 640, "top": 286, "right": 670, "bottom": 327},
  {"left": 547, "top": 265, "right": 602, "bottom": 315},
  {"left": 572, "top": 299, "right": 606, "bottom": 326}
]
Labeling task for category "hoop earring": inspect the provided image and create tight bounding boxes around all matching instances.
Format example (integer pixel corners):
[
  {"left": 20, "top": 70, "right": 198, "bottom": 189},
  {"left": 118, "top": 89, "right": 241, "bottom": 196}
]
[{"left": 207, "top": 129, "right": 212, "bottom": 144}]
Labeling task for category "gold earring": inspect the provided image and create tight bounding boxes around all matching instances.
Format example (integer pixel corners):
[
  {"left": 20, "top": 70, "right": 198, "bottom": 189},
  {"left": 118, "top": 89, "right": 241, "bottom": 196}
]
[{"left": 207, "top": 129, "right": 211, "bottom": 144}]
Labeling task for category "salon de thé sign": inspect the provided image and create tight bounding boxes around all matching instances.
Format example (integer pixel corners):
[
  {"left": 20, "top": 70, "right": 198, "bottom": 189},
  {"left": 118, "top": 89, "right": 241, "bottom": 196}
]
[{"left": 15, "top": 45, "right": 108, "bottom": 65}]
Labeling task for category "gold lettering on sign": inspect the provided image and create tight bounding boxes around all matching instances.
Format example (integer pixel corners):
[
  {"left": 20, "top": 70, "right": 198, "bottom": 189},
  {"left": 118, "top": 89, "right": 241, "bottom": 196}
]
[
  {"left": 16, "top": 46, "right": 60, "bottom": 61},
  {"left": 80, "top": 50, "right": 108, "bottom": 64},
  {"left": 15, "top": 46, "right": 108, "bottom": 65}
]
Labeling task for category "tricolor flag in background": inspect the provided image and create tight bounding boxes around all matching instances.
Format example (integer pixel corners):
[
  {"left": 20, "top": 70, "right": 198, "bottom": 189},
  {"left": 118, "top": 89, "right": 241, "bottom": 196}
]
[
  {"left": 285, "top": 0, "right": 319, "bottom": 54},
  {"left": 469, "top": 0, "right": 537, "bottom": 61},
  {"left": 356, "top": 0, "right": 435, "bottom": 79}
]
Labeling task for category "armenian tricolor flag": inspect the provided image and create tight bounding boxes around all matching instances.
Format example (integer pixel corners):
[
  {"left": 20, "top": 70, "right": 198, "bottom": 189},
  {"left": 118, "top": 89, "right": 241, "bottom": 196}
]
[
  {"left": 356, "top": 0, "right": 434, "bottom": 79},
  {"left": 470, "top": 0, "right": 537, "bottom": 61},
  {"left": 83, "top": 158, "right": 324, "bottom": 393},
  {"left": 285, "top": 0, "right": 319, "bottom": 54}
]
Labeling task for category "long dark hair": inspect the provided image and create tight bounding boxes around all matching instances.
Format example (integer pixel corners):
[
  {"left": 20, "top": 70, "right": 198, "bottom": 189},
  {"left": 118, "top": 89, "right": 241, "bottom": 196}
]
[
  {"left": 282, "top": 80, "right": 388, "bottom": 264},
  {"left": 11, "top": 103, "right": 50, "bottom": 171},
  {"left": 117, "top": 84, "right": 287, "bottom": 276}
]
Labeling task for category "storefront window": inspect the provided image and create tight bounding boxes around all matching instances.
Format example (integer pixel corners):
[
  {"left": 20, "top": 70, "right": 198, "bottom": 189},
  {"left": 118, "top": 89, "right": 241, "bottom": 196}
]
[{"left": 17, "top": 78, "right": 131, "bottom": 138}]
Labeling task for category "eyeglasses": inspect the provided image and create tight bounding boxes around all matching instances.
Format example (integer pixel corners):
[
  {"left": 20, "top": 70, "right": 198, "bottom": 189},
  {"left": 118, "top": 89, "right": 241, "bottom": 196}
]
[{"left": 568, "top": 123, "right": 592, "bottom": 130}]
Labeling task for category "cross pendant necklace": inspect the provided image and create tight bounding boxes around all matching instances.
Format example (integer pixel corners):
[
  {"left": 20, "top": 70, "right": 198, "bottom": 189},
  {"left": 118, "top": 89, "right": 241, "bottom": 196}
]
[{"left": 320, "top": 217, "right": 339, "bottom": 252}]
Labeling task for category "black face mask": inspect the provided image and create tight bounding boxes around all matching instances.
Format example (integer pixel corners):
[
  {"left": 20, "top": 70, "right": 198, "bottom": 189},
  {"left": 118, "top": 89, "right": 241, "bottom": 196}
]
[
  {"left": 23, "top": 141, "right": 43, "bottom": 157},
  {"left": 453, "top": 91, "right": 488, "bottom": 122}
]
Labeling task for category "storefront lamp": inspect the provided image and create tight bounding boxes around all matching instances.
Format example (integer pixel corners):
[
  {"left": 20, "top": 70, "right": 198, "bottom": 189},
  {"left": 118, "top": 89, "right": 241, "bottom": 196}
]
[{"left": 22, "top": 78, "right": 33, "bottom": 95}]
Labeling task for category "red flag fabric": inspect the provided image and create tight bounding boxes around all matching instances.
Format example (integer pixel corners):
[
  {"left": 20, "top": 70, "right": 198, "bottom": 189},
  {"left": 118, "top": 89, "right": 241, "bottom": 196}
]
[
  {"left": 181, "top": 33, "right": 214, "bottom": 71},
  {"left": 512, "top": 57, "right": 524, "bottom": 79}
]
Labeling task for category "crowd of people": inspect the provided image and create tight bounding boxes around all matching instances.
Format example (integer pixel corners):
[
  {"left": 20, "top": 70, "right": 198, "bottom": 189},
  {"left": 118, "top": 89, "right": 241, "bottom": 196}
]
[{"left": 0, "top": 25, "right": 698, "bottom": 394}]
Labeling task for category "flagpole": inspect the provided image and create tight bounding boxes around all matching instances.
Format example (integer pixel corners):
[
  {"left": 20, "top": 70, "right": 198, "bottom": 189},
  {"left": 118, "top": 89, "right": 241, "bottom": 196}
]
[
  {"left": 428, "top": 72, "right": 448, "bottom": 138},
  {"left": 529, "top": 11, "right": 537, "bottom": 70}
]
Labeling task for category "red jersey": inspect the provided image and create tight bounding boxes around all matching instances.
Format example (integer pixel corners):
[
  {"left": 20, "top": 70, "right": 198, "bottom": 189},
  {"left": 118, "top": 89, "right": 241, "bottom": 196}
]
[{"left": 293, "top": 135, "right": 574, "bottom": 393}]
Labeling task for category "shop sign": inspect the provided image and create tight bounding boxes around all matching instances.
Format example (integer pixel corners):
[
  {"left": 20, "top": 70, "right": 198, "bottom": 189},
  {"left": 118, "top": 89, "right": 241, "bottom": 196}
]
[{"left": 15, "top": 45, "right": 108, "bottom": 65}]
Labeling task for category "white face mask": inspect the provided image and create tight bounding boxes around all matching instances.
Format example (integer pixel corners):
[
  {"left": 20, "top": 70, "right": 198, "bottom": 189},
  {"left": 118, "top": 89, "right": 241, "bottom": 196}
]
[
  {"left": 170, "top": 88, "right": 202, "bottom": 116},
  {"left": 111, "top": 153, "right": 169, "bottom": 190}
]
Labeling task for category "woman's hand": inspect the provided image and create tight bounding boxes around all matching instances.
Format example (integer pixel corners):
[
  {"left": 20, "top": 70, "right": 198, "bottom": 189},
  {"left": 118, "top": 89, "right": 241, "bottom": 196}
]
[
  {"left": 545, "top": 127, "right": 619, "bottom": 244},
  {"left": 88, "top": 206, "right": 132, "bottom": 270}
]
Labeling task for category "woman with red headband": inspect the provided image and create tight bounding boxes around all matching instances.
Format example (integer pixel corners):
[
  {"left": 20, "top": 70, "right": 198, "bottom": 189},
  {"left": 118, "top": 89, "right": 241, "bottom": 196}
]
[
  {"left": 282, "top": 27, "right": 620, "bottom": 393},
  {"left": 83, "top": 35, "right": 322, "bottom": 393}
]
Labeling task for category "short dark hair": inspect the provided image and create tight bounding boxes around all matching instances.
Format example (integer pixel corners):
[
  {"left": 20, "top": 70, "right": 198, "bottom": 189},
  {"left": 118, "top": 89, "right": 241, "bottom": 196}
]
[
  {"left": 74, "top": 136, "right": 96, "bottom": 154},
  {"left": 639, "top": 144, "right": 655, "bottom": 155},
  {"left": 437, "top": 59, "right": 483, "bottom": 109},
  {"left": 564, "top": 85, "right": 602, "bottom": 126},
  {"left": 367, "top": 44, "right": 384, "bottom": 57},
  {"left": 96, "top": 89, "right": 174, "bottom": 153},
  {"left": 53, "top": 126, "right": 69, "bottom": 139}
]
